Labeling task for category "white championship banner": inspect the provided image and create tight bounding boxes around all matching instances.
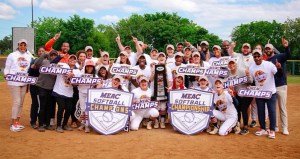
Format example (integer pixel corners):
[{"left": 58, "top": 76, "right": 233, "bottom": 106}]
[
  {"left": 39, "top": 64, "right": 72, "bottom": 75},
  {"left": 70, "top": 74, "right": 101, "bottom": 85},
  {"left": 168, "top": 89, "right": 214, "bottom": 135},
  {"left": 110, "top": 64, "right": 139, "bottom": 76},
  {"left": 238, "top": 86, "right": 272, "bottom": 99},
  {"left": 86, "top": 88, "right": 134, "bottom": 135},
  {"left": 5, "top": 72, "right": 38, "bottom": 84},
  {"left": 176, "top": 64, "right": 229, "bottom": 78}
]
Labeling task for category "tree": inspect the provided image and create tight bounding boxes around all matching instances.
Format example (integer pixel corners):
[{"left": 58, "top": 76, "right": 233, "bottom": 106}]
[
  {"left": 284, "top": 18, "right": 300, "bottom": 59},
  {"left": 0, "top": 35, "right": 12, "bottom": 55},
  {"left": 114, "top": 12, "right": 222, "bottom": 53},
  {"left": 231, "top": 20, "right": 284, "bottom": 53}
]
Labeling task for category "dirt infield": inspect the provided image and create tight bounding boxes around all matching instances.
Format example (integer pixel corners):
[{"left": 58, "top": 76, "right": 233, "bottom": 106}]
[{"left": 0, "top": 82, "right": 299, "bottom": 159}]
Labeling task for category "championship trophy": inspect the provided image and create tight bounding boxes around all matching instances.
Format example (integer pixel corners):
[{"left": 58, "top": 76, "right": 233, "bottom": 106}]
[{"left": 152, "top": 64, "right": 168, "bottom": 101}]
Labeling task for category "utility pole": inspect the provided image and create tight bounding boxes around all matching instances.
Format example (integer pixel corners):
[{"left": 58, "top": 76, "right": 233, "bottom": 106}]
[{"left": 31, "top": 0, "right": 33, "bottom": 28}]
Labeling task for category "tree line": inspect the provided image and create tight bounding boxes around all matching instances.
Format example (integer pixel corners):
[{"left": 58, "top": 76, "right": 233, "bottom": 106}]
[{"left": 0, "top": 12, "right": 299, "bottom": 59}]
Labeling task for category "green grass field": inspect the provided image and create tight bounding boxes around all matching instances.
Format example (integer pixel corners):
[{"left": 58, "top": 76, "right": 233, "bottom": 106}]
[{"left": 0, "top": 73, "right": 299, "bottom": 84}]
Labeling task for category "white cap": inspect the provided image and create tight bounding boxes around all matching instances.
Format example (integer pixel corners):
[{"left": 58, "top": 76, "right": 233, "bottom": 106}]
[
  {"left": 174, "top": 52, "right": 184, "bottom": 57},
  {"left": 242, "top": 43, "right": 251, "bottom": 48},
  {"left": 176, "top": 74, "right": 184, "bottom": 79},
  {"left": 198, "top": 76, "right": 208, "bottom": 81},
  {"left": 228, "top": 58, "right": 238, "bottom": 64},
  {"left": 113, "top": 75, "right": 123, "bottom": 82},
  {"left": 85, "top": 46, "right": 93, "bottom": 52},
  {"left": 184, "top": 47, "right": 192, "bottom": 51},
  {"left": 158, "top": 52, "right": 166, "bottom": 57},
  {"left": 166, "top": 44, "right": 174, "bottom": 50},
  {"left": 119, "top": 51, "right": 129, "bottom": 57},
  {"left": 215, "top": 78, "right": 225, "bottom": 85},
  {"left": 137, "top": 54, "right": 146, "bottom": 60},
  {"left": 151, "top": 49, "right": 158, "bottom": 53},
  {"left": 18, "top": 39, "right": 27, "bottom": 45},
  {"left": 212, "top": 45, "right": 221, "bottom": 50},
  {"left": 265, "top": 43, "right": 274, "bottom": 50},
  {"left": 192, "top": 51, "right": 200, "bottom": 57},
  {"left": 252, "top": 49, "right": 262, "bottom": 55},
  {"left": 200, "top": 41, "right": 209, "bottom": 46},
  {"left": 101, "top": 51, "right": 109, "bottom": 57},
  {"left": 138, "top": 76, "right": 149, "bottom": 83}
]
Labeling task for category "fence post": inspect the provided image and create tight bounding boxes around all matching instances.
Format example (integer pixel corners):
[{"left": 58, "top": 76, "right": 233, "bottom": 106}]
[{"left": 292, "top": 61, "right": 295, "bottom": 75}]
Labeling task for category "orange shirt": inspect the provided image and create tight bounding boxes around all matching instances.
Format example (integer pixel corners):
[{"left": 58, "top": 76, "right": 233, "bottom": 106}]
[{"left": 44, "top": 38, "right": 69, "bottom": 63}]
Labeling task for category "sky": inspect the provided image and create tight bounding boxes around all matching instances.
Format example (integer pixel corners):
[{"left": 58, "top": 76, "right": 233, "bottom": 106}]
[{"left": 0, "top": 0, "right": 299, "bottom": 41}]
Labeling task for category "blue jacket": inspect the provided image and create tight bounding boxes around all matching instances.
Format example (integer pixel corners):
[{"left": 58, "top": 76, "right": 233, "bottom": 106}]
[{"left": 267, "top": 47, "right": 291, "bottom": 87}]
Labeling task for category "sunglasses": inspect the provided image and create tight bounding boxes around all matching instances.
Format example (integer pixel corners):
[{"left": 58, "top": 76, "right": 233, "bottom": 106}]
[{"left": 253, "top": 55, "right": 261, "bottom": 59}]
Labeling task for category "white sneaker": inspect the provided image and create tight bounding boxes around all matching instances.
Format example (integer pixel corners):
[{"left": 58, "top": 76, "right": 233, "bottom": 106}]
[
  {"left": 17, "top": 124, "right": 25, "bottom": 130},
  {"left": 255, "top": 129, "right": 268, "bottom": 136},
  {"left": 160, "top": 122, "right": 166, "bottom": 129},
  {"left": 282, "top": 128, "right": 289, "bottom": 135},
  {"left": 209, "top": 127, "right": 219, "bottom": 135},
  {"left": 154, "top": 119, "right": 159, "bottom": 129},
  {"left": 234, "top": 122, "right": 241, "bottom": 134},
  {"left": 268, "top": 131, "right": 276, "bottom": 139},
  {"left": 10, "top": 125, "right": 21, "bottom": 132},
  {"left": 146, "top": 121, "right": 153, "bottom": 130},
  {"left": 275, "top": 127, "right": 279, "bottom": 132}
]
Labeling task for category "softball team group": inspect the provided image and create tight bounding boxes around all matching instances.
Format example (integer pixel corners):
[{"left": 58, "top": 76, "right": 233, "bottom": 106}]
[{"left": 4, "top": 32, "right": 290, "bottom": 139}]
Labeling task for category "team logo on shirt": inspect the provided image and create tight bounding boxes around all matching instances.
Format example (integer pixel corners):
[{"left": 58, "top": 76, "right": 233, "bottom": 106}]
[
  {"left": 254, "top": 70, "right": 267, "bottom": 85},
  {"left": 17, "top": 57, "right": 29, "bottom": 71},
  {"left": 215, "top": 100, "right": 227, "bottom": 112},
  {"left": 168, "top": 89, "right": 214, "bottom": 135}
]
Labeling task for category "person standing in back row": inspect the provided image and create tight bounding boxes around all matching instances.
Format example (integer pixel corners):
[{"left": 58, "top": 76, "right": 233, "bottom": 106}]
[{"left": 266, "top": 38, "right": 291, "bottom": 135}]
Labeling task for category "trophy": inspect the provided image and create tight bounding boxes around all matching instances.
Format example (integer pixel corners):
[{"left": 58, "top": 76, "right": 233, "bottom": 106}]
[{"left": 152, "top": 64, "right": 168, "bottom": 101}]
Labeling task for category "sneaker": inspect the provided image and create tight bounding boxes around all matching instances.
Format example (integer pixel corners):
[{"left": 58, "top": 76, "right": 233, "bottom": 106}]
[
  {"left": 268, "top": 131, "right": 276, "bottom": 139},
  {"left": 146, "top": 121, "right": 153, "bottom": 130},
  {"left": 85, "top": 126, "right": 90, "bottom": 133},
  {"left": 45, "top": 125, "right": 55, "bottom": 130},
  {"left": 16, "top": 122, "right": 25, "bottom": 130},
  {"left": 250, "top": 121, "right": 256, "bottom": 128},
  {"left": 10, "top": 125, "right": 21, "bottom": 132},
  {"left": 282, "top": 128, "right": 289, "bottom": 135},
  {"left": 160, "top": 122, "right": 166, "bottom": 129},
  {"left": 154, "top": 119, "right": 159, "bottom": 129},
  {"left": 71, "top": 122, "right": 78, "bottom": 128},
  {"left": 56, "top": 126, "right": 64, "bottom": 133},
  {"left": 37, "top": 126, "right": 46, "bottom": 132},
  {"left": 30, "top": 123, "right": 38, "bottom": 129},
  {"left": 63, "top": 125, "right": 73, "bottom": 131},
  {"left": 142, "top": 119, "right": 148, "bottom": 127},
  {"left": 209, "top": 127, "right": 219, "bottom": 135},
  {"left": 275, "top": 127, "right": 279, "bottom": 132},
  {"left": 255, "top": 129, "right": 268, "bottom": 136},
  {"left": 234, "top": 122, "right": 241, "bottom": 134},
  {"left": 240, "top": 128, "right": 249, "bottom": 135}
]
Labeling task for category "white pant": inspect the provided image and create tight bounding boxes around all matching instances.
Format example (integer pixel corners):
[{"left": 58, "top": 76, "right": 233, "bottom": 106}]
[
  {"left": 213, "top": 110, "right": 237, "bottom": 136},
  {"left": 8, "top": 85, "right": 27, "bottom": 119},
  {"left": 276, "top": 85, "right": 288, "bottom": 129},
  {"left": 79, "top": 92, "right": 87, "bottom": 112},
  {"left": 130, "top": 108, "right": 159, "bottom": 130}
]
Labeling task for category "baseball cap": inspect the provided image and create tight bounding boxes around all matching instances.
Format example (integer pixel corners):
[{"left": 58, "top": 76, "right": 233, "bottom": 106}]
[
  {"left": 265, "top": 44, "right": 274, "bottom": 50},
  {"left": 151, "top": 49, "right": 158, "bottom": 53},
  {"left": 113, "top": 75, "right": 123, "bottom": 82},
  {"left": 176, "top": 74, "right": 185, "bottom": 79},
  {"left": 176, "top": 42, "right": 184, "bottom": 46},
  {"left": 192, "top": 51, "right": 200, "bottom": 57},
  {"left": 166, "top": 44, "right": 174, "bottom": 50},
  {"left": 137, "top": 54, "right": 146, "bottom": 60},
  {"left": 138, "top": 76, "right": 149, "bottom": 83},
  {"left": 85, "top": 60, "right": 95, "bottom": 67},
  {"left": 215, "top": 78, "right": 224, "bottom": 85},
  {"left": 101, "top": 51, "right": 109, "bottom": 57},
  {"left": 174, "top": 52, "right": 184, "bottom": 57},
  {"left": 49, "top": 50, "right": 58, "bottom": 56},
  {"left": 68, "top": 54, "right": 77, "bottom": 60},
  {"left": 158, "top": 52, "right": 166, "bottom": 57},
  {"left": 228, "top": 58, "right": 238, "bottom": 64},
  {"left": 85, "top": 46, "right": 93, "bottom": 52},
  {"left": 242, "top": 43, "right": 251, "bottom": 48},
  {"left": 200, "top": 41, "right": 209, "bottom": 46},
  {"left": 184, "top": 47, "right": 191, "bottom": 51},
  {"left": 212, "top": 45, "right": 221, "bottom": 50},
  {"left": 124, "top": 46, "right": 131, "bottom": 50},
  {"left": 138, "top": 41, "right": 144, "bottom": 46},
  {"left": 119, "top": 51, "right": 128, "bottom": 57},
  {"left": 252, "top": 49, "right": 262, "bottom": 55},
  {"left": 198, "top": 76, "right": 208, "bottom": 81},
  {"left": 18, "top": 39, "right": 28, "bottom": 45}
]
